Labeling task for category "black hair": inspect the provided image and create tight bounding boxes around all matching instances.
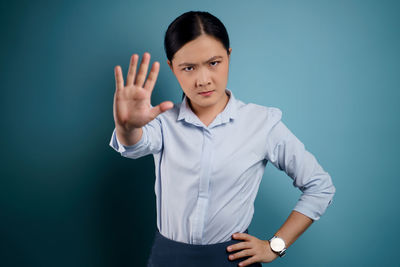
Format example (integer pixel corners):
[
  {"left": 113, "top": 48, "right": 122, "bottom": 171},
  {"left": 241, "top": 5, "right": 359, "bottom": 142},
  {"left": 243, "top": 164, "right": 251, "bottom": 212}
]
[{"left": 164, "top": 11, "right": 231, "bottom": 101}]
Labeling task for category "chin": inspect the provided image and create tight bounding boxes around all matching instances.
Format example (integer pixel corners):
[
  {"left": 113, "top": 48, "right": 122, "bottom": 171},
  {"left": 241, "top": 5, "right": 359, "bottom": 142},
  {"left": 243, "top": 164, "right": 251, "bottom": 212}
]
[{"left": 187, "top": 89, "right": 224, "bottom": 104}]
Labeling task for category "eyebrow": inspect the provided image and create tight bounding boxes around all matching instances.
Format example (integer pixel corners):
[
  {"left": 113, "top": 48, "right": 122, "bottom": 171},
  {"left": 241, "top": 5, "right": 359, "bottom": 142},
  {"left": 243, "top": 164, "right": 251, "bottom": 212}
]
[{"left": 177, "top": 56, "right": 223, "bottom": 67}]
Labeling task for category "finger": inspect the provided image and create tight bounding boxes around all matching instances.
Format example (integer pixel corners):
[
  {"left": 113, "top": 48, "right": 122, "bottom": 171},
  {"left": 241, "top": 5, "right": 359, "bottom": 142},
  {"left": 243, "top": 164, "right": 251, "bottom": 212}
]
[
  {"left": 143, "top": 61, "right": 160, "bottom": 91},
  {"left": 238, "top": 256, "right": 258, "bottom": 267},
  {"left": 126, "top": 54, "right": 138, "bottom": 86},
  {"left": 232, "top": 233, "right": 252, "bottom": 241},
  {"left": 159, "top": 101, "right": 174, "bottom": 112},
  {"left": 227, "top": 241, "right": 252, "bottom": 252},
  {"left": 135, "top": 52, "right": 151, "bottom": 88},
  {"left": 149, "top": 101, "right": 174, "bottom": 119},
  {"left": 229, "top": 248, "right": 254, "bottom": 261},
  {"left": 114, "top": 65, "right": 124, "bottom": 91}
]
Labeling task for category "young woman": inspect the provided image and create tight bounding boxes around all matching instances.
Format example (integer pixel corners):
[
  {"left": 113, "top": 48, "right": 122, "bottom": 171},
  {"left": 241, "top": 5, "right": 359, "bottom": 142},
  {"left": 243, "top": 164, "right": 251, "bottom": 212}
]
[{"left": 109, "top": 11, "right": 336, "bottom": 267}]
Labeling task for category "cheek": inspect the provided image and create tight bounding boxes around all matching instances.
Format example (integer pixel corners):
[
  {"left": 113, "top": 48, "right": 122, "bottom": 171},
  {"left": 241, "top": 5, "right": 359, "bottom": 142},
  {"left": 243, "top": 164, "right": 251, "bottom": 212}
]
[
  {"left": 181, "top": 76, "right": 193, "bottom": 87},
  {"left": 216, "top": 65, "right": 229, "bottom": 82},
  {"left": 176, "top": 74, "right": 194, "bottom": 91},
  {"left": 175, "top": 73, "right": 187, "bottom": 84}
]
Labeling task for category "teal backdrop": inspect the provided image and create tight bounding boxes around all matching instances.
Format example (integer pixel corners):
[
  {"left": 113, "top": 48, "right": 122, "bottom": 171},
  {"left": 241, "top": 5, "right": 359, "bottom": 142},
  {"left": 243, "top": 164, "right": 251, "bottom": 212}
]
[{"left": 1, "top": 0, "right": 399, "bottom": 266}]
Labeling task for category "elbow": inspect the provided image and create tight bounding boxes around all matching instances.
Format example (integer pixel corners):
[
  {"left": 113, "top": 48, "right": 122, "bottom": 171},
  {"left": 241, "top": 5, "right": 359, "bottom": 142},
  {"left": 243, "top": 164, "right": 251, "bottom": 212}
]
[
  {"left": 326, "top": 182, "right": 336, "bottom": 206},
  {"left": 300, "top": 172, "right": 336, "bottom": 205}
]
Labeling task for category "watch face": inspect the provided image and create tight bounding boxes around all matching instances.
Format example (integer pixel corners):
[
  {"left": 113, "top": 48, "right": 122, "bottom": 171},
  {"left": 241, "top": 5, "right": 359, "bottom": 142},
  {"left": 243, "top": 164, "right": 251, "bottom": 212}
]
[{"left": 270, "top": 237, "right": 285, "bottom": 252}]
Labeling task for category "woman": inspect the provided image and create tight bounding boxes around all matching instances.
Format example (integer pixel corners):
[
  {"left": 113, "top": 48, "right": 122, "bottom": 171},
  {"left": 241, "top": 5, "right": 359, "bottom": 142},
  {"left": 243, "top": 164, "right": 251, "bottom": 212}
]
[{"left": 109, "top": 11, "right": 336, "bottom": 267}]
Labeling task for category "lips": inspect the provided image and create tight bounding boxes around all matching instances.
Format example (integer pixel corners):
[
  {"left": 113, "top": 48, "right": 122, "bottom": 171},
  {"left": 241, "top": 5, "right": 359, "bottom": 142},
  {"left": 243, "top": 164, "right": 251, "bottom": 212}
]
[{"left": 198, "top": 90, "right": 214, "bottom": 96}]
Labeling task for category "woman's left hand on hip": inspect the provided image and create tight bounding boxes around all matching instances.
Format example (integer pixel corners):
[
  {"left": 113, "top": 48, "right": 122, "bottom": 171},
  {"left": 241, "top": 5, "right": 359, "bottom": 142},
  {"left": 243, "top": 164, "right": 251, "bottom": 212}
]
[{"left": 226, "top": 232, "right": 279, "bottom": 266}]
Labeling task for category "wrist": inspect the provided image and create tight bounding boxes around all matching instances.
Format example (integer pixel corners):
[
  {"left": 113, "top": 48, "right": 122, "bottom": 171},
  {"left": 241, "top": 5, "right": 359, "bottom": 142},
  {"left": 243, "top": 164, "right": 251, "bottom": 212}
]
[
  {"left": 115, "top": 126, "right": 142, "bottom": 146},
  {"left": 268, "top": 236, "right": 287, "bottom": 257},
  {"left": 262, "top": 240, "right": 279, "bottom": 262}
]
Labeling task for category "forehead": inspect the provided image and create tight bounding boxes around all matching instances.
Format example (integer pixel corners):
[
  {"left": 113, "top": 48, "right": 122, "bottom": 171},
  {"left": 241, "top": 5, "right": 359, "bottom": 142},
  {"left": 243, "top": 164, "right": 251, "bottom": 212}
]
[{"left": 173, "top": 35, "right": 226, "bottom": 63}]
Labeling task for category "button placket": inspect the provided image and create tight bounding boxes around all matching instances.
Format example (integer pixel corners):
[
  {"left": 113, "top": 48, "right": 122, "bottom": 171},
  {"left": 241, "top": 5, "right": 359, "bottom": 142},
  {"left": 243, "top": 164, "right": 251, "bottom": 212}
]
[{"left": 192, "top": 128, "right": 213, "bottom": 244}]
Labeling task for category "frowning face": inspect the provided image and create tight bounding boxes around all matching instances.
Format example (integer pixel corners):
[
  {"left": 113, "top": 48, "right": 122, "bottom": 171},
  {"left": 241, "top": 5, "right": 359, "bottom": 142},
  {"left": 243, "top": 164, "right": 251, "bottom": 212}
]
[{"left": 168, "top": 34, "right": 232, "bottom": 116}]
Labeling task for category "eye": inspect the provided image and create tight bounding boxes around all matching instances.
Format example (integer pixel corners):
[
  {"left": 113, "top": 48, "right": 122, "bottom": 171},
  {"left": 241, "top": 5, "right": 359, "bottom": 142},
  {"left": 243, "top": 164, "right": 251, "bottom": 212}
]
[
  {"left": 210, "top": 61, "right": 220, "bottom": 66},
  {"left": 182, "top": 66, "right": 194, "bottom": 72}
]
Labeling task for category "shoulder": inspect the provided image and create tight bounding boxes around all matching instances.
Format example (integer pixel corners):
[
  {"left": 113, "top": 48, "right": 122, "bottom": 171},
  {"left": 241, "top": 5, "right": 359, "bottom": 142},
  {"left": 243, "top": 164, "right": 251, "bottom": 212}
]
[{"left": 236, "top": 98, "right": 283, "bottom": 125}]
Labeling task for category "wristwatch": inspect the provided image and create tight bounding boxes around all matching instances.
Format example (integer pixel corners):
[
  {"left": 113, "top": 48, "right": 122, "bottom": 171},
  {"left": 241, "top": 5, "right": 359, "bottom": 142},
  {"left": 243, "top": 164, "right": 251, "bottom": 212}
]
[{"left": 268, "top": 235, "right": 287, "bottom": 257}]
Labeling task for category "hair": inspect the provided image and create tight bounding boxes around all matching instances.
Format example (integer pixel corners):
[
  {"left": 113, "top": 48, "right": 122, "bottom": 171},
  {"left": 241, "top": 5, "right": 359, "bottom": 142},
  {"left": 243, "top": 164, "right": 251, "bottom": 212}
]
[{"left": 164, "top": 11, "right": 231, "bottom": 101}]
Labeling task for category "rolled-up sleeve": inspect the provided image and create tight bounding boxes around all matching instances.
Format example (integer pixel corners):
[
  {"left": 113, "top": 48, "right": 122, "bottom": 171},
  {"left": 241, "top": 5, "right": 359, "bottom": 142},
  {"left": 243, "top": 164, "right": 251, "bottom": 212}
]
[
  {"left": 109, "top": 116, "right": 163, "bottom": 159},
  {"left": 265, "top": 108, "right": 336, "bottom": 221}
]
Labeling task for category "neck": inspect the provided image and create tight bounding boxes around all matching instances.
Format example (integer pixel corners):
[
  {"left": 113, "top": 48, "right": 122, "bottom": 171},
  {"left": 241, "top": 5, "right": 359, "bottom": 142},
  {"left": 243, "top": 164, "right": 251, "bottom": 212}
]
[{"left": 188, "top": 91, "right": 230, "bottom": 124}]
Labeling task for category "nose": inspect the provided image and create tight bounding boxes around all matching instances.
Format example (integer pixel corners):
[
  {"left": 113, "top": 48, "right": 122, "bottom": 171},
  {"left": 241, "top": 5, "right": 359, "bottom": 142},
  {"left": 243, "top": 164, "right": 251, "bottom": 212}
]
[{"left": 196, "top": 68, "right": 211, "bottom": 87}]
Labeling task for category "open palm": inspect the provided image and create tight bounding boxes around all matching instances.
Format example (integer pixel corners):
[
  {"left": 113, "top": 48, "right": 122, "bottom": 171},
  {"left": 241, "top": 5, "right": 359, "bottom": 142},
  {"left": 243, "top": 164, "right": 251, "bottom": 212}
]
[{"left": 113, "top": 52, "right": 173, "bottom": 132}]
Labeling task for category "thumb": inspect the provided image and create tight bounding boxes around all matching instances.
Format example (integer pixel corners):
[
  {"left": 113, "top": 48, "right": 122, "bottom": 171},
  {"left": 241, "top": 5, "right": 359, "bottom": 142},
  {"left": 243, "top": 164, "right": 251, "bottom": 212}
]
[{"left": 149, "top": 101, "right": 174, "bottom": 119}]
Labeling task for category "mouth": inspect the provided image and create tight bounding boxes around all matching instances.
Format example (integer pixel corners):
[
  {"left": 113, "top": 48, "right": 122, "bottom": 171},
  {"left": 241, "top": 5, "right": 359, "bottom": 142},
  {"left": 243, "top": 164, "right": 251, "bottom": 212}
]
[{"left": 198, "top": 90, "right": 215, "bottom": 97}]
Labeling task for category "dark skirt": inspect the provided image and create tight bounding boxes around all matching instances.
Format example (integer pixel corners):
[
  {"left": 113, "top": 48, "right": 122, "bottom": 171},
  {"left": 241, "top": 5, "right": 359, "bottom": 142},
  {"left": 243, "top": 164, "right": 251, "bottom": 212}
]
[{"left": 147, "top": 228, "right": 263, "bottom": 267}]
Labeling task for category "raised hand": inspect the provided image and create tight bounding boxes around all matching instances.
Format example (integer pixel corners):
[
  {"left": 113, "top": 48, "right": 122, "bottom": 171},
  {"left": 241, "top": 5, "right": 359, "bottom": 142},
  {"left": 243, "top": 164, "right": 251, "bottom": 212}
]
[{"left": 113, "top": 52, "right": 173, "bottom": 133}]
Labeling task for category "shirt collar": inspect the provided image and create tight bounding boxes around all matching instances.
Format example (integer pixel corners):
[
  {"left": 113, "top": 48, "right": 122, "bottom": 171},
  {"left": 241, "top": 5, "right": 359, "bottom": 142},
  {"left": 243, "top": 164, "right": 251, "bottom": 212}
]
[{"left": 177, "top": 88, "right": 237, "bottom": 127}]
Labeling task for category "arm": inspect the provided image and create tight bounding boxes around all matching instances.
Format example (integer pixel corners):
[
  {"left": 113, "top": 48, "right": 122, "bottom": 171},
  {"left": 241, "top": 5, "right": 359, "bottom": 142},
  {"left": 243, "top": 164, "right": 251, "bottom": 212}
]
[
  {"left": 109, "top": 52, "right": 173, "bottom": 158},
  {"left": 265, "top": 107, "right": 335, "bottom": 250},
  {"left": 228, "top": 210, "right": 314, "bottom": 266},
  {"left": 116, "top": 126, "right": 143, "bottom": 147},
  {"left": 109, "top": 116, "right": 163, "bottom": 159},
  {"left": 272, "top": 210, "right": 313, "bottom": 250},
  {"left": 227, "top": 108, "right": 335, "bottom": 266},
  {"left": 265, "top": 107, "right": 336, "bottom": 222}
]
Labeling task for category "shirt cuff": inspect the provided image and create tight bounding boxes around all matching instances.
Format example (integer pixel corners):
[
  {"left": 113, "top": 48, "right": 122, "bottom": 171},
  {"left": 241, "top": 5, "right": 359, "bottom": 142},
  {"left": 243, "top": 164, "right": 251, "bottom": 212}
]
[
  {"left": 292, "top": 188, "right": 335, "bottom": 221},
  {"left": 109, "top": 127, "right": 146, "bottom": 154}
]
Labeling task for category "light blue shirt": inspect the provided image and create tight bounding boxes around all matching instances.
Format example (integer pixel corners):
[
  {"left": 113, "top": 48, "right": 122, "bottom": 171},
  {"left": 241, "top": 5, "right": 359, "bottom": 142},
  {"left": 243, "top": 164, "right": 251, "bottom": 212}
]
[{"left": 109, "top": 88, "right": 336, "bottom": 245}]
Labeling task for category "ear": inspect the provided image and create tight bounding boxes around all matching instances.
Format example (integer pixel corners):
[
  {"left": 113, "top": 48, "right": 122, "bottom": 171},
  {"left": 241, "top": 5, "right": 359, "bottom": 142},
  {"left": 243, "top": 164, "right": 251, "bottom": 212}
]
[
  {"left": 228, "top": 48, "right": 232, "bottom": 58},
  {"left": 167, "top": 60, "right": 173, "bottom": 71}
]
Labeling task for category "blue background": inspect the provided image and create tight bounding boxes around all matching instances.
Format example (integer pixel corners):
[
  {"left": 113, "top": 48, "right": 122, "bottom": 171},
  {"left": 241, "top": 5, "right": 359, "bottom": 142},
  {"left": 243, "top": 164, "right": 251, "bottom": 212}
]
[{"left": 1, "top": 0, "right": 399, "bottom": 266}]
